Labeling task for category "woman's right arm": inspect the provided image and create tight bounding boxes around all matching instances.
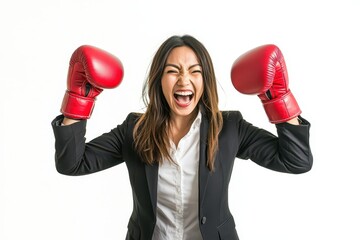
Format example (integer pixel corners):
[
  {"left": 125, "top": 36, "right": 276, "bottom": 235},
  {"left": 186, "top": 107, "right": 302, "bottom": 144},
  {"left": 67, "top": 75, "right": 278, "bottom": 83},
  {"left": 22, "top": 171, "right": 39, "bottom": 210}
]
[
  {"left": 51, "top": 114, "right": 129, "bottom": 176},
  {"left": 53, "top": 45, "right": 125, "bottom": 175}
]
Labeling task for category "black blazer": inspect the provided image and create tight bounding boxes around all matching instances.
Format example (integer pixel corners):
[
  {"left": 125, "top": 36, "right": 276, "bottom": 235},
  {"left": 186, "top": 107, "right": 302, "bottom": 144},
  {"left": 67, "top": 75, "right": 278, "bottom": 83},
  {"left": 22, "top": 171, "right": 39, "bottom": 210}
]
[{"left": 51, "top": 111, "right": 313, "bottom": 240}]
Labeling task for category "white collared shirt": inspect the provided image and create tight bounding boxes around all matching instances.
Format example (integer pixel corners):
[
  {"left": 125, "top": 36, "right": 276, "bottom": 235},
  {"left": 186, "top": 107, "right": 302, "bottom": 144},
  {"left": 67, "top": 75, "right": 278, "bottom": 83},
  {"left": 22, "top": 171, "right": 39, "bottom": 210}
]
[{"left": 152, "top": 112, "right": 202, "bottom": 240}]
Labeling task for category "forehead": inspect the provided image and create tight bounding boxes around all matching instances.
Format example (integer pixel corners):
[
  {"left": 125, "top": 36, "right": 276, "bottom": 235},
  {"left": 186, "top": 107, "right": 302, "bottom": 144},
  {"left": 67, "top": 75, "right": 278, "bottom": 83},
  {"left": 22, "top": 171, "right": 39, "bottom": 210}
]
[{"left": 166, "top": 46, "right": 199, "bottom": 64}]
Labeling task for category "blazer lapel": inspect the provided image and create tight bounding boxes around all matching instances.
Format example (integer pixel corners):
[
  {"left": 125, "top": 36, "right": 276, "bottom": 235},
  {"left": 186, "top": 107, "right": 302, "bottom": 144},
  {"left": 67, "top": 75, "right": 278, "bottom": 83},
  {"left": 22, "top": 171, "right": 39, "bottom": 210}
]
[
  {"left": 199, "top": 113, "right": 210, "bottom": 207},
  {"left": 145, "top": 162, "right": 159, "bottom": 215}
]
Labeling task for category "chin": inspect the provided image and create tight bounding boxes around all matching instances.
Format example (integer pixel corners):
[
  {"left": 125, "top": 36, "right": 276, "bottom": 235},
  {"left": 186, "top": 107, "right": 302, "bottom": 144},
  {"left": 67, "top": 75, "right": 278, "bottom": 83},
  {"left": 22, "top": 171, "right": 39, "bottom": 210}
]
[{"left": 175, "top": 105, "right": 198, "bottom": 116}]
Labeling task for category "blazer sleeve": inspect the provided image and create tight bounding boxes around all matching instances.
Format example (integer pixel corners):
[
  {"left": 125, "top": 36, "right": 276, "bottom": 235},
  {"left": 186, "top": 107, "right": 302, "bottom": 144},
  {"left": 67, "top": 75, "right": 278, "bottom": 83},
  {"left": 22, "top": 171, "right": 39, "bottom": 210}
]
[
  {"left": 51, "top": 114, "right": 133, "bottom": 176},
  {"left": 236, "top": 115, "right": 313, "bottom": 174}
]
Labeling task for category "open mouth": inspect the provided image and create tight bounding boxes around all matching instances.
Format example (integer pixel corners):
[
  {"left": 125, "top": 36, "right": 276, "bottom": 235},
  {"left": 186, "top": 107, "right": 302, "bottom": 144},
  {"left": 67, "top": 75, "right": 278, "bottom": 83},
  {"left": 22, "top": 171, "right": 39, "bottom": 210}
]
[{"left": 174, "top": 90, "right": 194, "bottom": 106}]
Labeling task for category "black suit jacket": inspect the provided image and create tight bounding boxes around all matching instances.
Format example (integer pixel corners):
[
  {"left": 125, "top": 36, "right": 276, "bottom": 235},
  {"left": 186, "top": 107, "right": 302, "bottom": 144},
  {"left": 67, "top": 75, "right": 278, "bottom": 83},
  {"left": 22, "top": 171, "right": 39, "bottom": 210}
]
[{"left": 51, "top": 111, "right": 313, "bottom": 240}]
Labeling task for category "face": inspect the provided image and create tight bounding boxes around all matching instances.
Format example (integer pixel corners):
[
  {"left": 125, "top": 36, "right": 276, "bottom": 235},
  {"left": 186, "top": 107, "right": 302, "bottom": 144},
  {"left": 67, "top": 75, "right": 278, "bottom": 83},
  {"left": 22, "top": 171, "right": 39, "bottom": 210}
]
[{"left": 161, "top": 46, "right": 204, "bottom": 120}]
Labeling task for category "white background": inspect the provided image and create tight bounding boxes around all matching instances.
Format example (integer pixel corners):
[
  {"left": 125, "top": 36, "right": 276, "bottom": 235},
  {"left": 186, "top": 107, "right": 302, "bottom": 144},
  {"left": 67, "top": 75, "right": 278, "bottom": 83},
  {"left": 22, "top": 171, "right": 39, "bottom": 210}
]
[{"left": 1, "top": 0, "right": 359, "bottom": 239}]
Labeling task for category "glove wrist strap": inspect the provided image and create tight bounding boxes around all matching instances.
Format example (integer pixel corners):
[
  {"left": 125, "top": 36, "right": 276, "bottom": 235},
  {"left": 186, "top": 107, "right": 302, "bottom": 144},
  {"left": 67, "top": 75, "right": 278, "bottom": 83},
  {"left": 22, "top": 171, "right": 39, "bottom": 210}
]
[
  {"left": 262, "top": 90, "right": 301, "bottom": 124},
  {"left": 60, "top": 91, "right": 95, "bottom": 119}
]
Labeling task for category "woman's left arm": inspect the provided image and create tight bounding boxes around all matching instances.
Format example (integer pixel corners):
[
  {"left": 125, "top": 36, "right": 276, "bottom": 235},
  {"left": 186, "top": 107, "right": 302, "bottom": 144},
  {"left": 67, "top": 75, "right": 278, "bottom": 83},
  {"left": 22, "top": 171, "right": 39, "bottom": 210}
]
[{"left": 236, "top": 114, "right": 313, "bottom": 174}]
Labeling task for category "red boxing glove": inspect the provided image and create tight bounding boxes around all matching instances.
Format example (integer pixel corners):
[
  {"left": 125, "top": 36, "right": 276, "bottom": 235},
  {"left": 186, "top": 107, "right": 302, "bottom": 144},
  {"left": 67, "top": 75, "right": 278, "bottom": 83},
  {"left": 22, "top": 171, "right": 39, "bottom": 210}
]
[
  {"left": 61, "top": 45, "right": 124, "bottom": 119},
  {"left": 231, "top": 44, "right": 301, "bottom": 123}
]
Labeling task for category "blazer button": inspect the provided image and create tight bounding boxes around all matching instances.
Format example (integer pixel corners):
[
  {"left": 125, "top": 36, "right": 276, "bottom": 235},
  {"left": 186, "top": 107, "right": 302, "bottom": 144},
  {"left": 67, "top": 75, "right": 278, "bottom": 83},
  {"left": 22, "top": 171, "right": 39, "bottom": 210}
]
[{"left": 201, "top": 216, "right": 207, "bottom": 224}]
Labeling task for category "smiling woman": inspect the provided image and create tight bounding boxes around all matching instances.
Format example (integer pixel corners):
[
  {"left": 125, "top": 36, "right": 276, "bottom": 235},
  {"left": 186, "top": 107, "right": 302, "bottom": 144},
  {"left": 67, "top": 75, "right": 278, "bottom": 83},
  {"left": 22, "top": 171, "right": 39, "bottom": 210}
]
[
  {"left": 134, "top": 36, "right": 223, "bottom": 172},
  {"left": 51, "top": 34, "right": 312, "bottom": 240}
]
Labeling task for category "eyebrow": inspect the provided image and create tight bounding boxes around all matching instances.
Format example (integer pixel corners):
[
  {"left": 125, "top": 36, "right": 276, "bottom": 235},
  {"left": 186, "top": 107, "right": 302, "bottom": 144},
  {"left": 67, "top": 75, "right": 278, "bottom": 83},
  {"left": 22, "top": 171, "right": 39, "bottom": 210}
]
[{"left": 165, "top": 63, "right": 201, "bottom": 70}]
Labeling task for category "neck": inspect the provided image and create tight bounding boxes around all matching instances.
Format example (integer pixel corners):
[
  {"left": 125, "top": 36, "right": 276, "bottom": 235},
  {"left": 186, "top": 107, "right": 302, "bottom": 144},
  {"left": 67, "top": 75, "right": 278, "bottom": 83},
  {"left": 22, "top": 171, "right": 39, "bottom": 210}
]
[{"left": 169, "top": 110, "right": 198, "bottom": 147}]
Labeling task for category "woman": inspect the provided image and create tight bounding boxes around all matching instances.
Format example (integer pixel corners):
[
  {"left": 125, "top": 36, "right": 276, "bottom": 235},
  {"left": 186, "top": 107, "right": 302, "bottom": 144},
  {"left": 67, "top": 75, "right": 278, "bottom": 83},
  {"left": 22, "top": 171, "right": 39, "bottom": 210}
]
[{"left": 52, "top": 35, "right": 313, "bottom": 240}]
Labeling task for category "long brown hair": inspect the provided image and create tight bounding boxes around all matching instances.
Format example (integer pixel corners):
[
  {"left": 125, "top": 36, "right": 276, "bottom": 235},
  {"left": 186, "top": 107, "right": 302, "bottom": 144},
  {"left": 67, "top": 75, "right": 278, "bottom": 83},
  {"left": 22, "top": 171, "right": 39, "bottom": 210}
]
[{"left": 133, "top": 35, "right": 223, "bottom": 171}]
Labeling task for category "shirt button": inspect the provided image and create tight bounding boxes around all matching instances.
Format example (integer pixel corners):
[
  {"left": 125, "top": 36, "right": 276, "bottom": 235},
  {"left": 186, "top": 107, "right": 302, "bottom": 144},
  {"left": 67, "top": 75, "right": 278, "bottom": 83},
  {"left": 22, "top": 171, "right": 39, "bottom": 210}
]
[{"left": 201, "top": 216, "right": 207, "bottom": 224}]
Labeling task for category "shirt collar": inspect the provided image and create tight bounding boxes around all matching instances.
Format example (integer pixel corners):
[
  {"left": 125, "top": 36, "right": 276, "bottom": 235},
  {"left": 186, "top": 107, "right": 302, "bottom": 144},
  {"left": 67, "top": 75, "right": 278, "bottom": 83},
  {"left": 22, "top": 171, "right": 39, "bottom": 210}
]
[{"left": 190, "top": 110, "right": 202, "bottom": 132}]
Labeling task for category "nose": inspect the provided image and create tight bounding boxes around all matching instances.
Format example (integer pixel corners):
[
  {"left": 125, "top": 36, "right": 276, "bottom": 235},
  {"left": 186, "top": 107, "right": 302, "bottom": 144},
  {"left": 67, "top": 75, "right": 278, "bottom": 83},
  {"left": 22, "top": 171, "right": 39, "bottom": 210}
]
[{"left": 177, "top": 72, "right": 191, "bottom": 86}]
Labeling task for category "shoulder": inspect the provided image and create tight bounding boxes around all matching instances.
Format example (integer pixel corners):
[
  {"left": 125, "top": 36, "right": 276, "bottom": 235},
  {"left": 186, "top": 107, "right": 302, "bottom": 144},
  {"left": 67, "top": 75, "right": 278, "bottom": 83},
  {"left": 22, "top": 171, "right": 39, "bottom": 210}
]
[
  {"left": 115, "top": 112, "right": 143, "bottom": 132},
  {"left": 221, "top": 110, "right": 243, "bottom": 122},
  {"left": 125, "top": 112, "right": 143, "bottom": 123}
]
